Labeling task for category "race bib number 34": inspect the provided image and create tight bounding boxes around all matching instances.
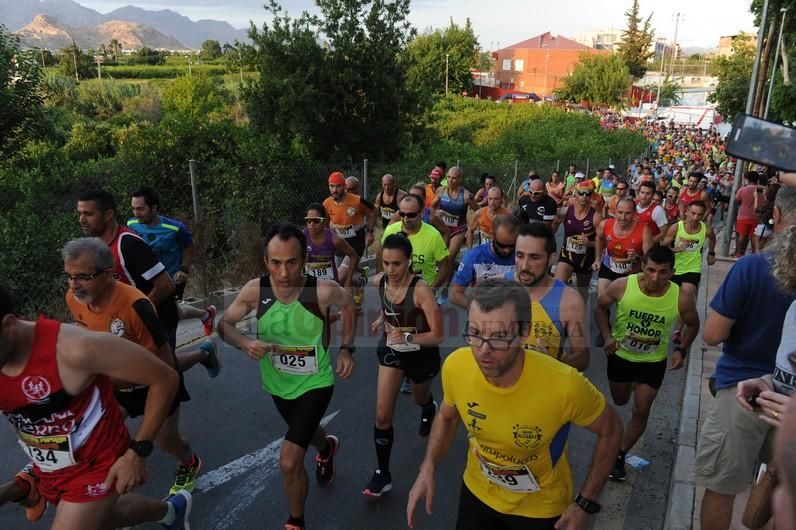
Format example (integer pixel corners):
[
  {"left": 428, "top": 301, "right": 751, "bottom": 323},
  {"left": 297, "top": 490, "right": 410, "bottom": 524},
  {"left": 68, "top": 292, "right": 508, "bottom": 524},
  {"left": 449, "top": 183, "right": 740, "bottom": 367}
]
[
  {"left": 18, "top": 432, "right": 76, "bottom": 472},
  {"left": 271, "top": 346, "right": 319, "bottom": 375}
]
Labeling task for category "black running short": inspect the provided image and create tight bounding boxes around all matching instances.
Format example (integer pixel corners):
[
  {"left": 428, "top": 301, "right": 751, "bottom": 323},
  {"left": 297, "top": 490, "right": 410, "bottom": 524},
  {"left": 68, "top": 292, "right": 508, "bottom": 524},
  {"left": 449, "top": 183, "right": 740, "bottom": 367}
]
[
  {"left": 175, "top": 282, "right": 187, "bottom": 301},
  {"left": 272, "top": 385, "right": 334, "bottom": 449},
  {"left": 455, "top": 482, "right": 560, "bottom": 530},
  {"left": 606, "top": 354, "right": 667, "bottom": 390},
  {"left": 115, "top": 371, "right": 189, "bottom": 418},
  {"left": 559, "top": 249, "right": 595, "bottom": 276},
  {"left": 598, "top": 263, "right": 632, "bottom": 282},
  {"left": 671, "top": 272, "right": 701, "bottom": 288},
  {"left": 376, "top": 345, "right": 440, "bottom": 384}
]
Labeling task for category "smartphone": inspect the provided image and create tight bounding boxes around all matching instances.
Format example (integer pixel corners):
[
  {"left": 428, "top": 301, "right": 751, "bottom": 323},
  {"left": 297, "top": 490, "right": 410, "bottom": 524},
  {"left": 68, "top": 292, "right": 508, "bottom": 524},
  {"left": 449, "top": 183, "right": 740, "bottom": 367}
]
[{"left": 726, "top": 113, "right": 796, "bottom": 171}]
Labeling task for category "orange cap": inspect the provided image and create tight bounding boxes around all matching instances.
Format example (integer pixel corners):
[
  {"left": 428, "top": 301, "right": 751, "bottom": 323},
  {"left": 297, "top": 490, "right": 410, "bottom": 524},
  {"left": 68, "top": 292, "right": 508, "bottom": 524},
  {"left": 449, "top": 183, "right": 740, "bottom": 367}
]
[{"left": 328, "top": 171, "right": 345, "bottom": 185}]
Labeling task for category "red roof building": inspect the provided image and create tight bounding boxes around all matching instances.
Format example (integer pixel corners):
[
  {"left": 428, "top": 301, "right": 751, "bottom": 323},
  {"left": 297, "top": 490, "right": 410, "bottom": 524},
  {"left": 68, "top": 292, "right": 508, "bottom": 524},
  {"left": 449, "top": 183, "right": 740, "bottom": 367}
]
[{"left": 493, "top": 32, "right": 610, "bottom": 97}]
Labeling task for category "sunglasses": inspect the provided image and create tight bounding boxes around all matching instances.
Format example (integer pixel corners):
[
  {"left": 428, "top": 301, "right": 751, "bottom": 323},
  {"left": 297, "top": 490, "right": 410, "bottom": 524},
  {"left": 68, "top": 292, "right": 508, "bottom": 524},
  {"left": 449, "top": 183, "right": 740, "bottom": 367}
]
[
  {"left": 493, "top": 240, "right": 515, "bottom": 251},
  {"left": 617, "top": 187, "right": 628, "bottom": 191},
  {"left": 305, "top": 217, "right": 325, "bottom": 224},
  {"left": 530, "top": 191, "right": 544, "bottom": 196},
  {"left": 399, "top": 211, "right": 420, "bottom": 218},
  {"left": 577, "top": 191, "right": 593, "bottom": 197}
]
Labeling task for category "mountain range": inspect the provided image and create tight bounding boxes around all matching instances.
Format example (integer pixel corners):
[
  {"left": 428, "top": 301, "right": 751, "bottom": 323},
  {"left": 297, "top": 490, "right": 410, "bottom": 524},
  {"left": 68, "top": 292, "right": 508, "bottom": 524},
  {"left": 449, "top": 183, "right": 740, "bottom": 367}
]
[{"left": 1, "top": 0, "right": 249, "bottom": 49}]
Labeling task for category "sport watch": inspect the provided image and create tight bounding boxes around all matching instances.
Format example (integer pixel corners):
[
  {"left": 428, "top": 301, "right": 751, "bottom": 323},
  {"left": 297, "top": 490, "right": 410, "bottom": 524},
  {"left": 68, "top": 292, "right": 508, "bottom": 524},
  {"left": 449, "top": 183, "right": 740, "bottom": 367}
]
[
  {"left": 575, "top": 494, "right": 601, "bottom": 514},
  {"left": 340, "top": 345, "right": 356, "bottom": 354},
  {"left": 129, "top": 439, "right": 154, "bottom": 458}
]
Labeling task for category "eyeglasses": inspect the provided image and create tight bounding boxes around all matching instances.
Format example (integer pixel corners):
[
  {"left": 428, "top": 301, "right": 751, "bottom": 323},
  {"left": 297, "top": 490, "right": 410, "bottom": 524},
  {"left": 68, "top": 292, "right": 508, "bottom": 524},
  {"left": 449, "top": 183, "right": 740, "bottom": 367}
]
[
  {"left": 577, "top": 191, "right": 593, "bottom": 197},
  {"left": 463, "top": 333, "right": 518, "bottom": 350},
  {"left": 305, "top": 217, "right": 326, "bottom": 224},
  {"left": 493, "top": 240, "right": 515, "bottom": 251},
  {"left": 399, "top": 210, "right": 420, "bottom": 218},
  {"left": 529, "top": 191, "right": 544, "bottom": 196},
  {"left": 64, "top": 270, "right": 107, "bottom": 283},
  {"left": 666, "top": 195, "right": 678, "bottom": 200}
]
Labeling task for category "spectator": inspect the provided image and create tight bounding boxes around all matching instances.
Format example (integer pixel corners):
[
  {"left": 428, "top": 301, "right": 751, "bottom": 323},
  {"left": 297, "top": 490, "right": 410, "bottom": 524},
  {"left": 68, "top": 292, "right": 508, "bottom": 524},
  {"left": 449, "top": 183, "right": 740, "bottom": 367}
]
[
  {"left": 695, "top": 186, "right": 796, "bottom": 530},
  {"left": 734, "top": 170, "right": 766, "bottom": 257}
]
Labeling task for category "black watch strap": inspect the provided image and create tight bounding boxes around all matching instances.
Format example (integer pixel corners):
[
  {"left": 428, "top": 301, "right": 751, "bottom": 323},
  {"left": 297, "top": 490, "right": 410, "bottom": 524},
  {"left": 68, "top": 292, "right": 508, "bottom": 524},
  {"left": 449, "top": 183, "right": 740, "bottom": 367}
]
[
  {"left": 129, "top": 439, "right": 154, "bottom": 458},
  {"left": 675, "top": 346, "right": 688, "bottom": 356},
  {"left": 575, "top": 493, "right": 601, "bottom": 514},
  {"left": 340, "top": 344, "right": 356, "bottom": 354}
]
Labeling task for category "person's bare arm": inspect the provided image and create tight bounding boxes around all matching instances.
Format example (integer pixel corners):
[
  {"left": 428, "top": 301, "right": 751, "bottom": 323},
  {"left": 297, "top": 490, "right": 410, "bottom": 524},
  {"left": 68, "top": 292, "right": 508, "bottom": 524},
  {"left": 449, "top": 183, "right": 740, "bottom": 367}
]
[
  {"left": 217, "top": 279, "right": 265, "bottom": 359},
  {"left": 431, "top": 257, "right": 450, "bottom": 290},
  {"left": 660, "top": 223, "right": 678, "bottom": 248},
  {"left": 594, "top": 279, "right": 626, "bottom": 354},
  {"left": 318, "top": 279, "right": 356, "bottom": 379},
  {"left": 592, "top": 221, "right": 605, "bottom": 271},
  {"left": 554, "top": 404, "right": 622, "bottom": 530},
  {"left": 706, "top": 225, "right": 717, "bottom": 264},
  {"left": 466, "top": 210, "right": 480, "bottom": 249},
  {"left": 430, "top": 188, "right": 442, "bottom": 210},
  {"left": 333, "top": 235, "right": 359, "bottom": 288},
  {"left": 412, "top": 281, "right": 444, "bottom": 345},
  {"left": 560, "top": 288, "right": 589, "bottom": 371},
  {"left": 449, "top": 284, "right": 468, "bottom": 309},
  {"left": 430, "top": 214, "right": 451, "bottom": 245},
  {"left": 702, "top": 309, "right": 735, "bottom": 346},
  {"left": 406, "top": 402, "right": 460, "bottom": 528},
  {"left": 588, "top": 210, "right": 603, "bottom": 249},
  {"left": 671, "top": 291, "right": 700, "bottom": 370},
  {"left": 147, "top": 271, "right": 176, "bottom": 307},
  {"left": 175, "top": 244, "right": 194, "bottom": 284},
  {"left": 641, "top": 225, "right": 653, "bottom": 254}
]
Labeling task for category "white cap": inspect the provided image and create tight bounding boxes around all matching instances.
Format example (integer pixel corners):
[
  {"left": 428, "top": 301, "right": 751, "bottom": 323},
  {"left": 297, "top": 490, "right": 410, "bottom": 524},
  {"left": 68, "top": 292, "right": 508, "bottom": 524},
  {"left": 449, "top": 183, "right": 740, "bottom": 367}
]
[
  {"left": 608, "top": 164, "right": 616, "bottom": 170},
  {"left": 575, "top": 172, "right": 586, "bottom": 179}
]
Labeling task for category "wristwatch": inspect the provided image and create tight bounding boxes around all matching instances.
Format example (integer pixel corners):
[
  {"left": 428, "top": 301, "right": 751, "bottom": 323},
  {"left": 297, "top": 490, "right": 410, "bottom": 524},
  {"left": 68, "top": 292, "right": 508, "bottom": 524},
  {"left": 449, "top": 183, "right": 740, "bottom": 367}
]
[
  {"left": 403, "top": 333, "right": 414, "bottom": 344},
  {"left": 129, "top": 439, "right": 154, "bottom": 458},
  {"left": 575, "top": 493, "right": 601, "bottom": 514},
  {"left": 340, "top": 344, "right": 356, "bottom": 354},
  {"left": 674, "top": 346, "right": 688, "bottom": 357}
]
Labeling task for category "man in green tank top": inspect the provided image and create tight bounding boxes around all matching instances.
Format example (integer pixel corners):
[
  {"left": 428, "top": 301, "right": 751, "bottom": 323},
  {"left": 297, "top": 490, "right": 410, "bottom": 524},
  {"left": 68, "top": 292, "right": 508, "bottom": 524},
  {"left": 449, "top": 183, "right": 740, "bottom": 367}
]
[
  {"left": 594, "top": 245, "right": 700, "bottom": 482},
  {"left": 218, "top": 224, "right": 356, "bottom": 530},
  {"left": 661, "top": 200, "right": 716, "bottom": 343}
]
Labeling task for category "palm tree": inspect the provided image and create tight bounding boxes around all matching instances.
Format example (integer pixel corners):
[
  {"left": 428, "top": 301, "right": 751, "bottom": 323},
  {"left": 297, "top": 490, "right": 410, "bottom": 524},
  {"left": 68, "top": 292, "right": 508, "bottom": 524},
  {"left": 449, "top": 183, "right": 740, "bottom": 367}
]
[{"left": 109, "top": 39, "right": 120, "bottom": 63}]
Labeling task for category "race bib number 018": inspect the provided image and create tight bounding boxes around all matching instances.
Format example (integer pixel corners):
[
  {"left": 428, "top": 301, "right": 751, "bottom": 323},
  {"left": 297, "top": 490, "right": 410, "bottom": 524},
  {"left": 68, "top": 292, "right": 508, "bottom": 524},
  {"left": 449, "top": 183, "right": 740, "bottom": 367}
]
[
  {"left": 18, "top": 432, "right": 76, "bottom": 472},
  {"left": 271, "top": 346, "right": 318, "bottom": 375}
]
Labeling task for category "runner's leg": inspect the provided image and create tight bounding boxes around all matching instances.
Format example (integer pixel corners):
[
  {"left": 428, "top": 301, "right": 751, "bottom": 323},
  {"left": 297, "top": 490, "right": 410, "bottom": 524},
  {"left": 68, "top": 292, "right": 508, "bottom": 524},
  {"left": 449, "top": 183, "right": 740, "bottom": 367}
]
[
  {"left": 554, "top": 261, "right": 574, "bottom": 285},
  {"left": 608, "top": 381, "right": 633, "bottom": 407},
  {"left": 620, "top": 383, "right": 659, "bottom": 453},
  {"left": 280, "top": 440, "right": 310, "bottom": 520}
]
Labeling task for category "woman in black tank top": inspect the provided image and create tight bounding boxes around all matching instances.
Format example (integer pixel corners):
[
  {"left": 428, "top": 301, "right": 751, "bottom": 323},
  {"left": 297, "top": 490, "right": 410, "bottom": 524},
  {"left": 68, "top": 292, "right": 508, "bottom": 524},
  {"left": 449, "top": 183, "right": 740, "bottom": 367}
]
[{"left": 361, "top": 234, "right": 444, "bottom": 497}]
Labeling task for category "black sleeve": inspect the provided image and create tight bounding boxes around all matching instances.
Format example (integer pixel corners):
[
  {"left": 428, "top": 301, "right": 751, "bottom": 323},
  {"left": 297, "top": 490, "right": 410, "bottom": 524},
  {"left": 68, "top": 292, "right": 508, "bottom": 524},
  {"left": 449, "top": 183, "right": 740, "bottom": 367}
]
[
  {"left": 119, "top": 233, "right": 167, "bottom": 288},
  {"left": 359, "top": 196, "right": 375, "bottom": 211},
  {"left": 544, "top": 197, "right": 558, "bottom": 216},
  {"left": 132, "top": 299, "right": 169, "bottom": 348}
]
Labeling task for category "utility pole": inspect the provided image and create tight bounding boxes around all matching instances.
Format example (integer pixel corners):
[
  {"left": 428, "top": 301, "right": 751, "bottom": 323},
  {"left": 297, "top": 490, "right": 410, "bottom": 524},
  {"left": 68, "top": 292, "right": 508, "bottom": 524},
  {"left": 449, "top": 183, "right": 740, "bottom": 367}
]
[
  {"left": 445, "top": 53, "right": 450, "bottom": 95},
  {"left": 722, "top": 0, "right": 770, "bottom": 256},
  {"left": 72, "top": 47, "right": 79, "bottom": 83},
  {"left": 764, "top": 7, "right": 788, "bottom": 119},
  {"left": 670, "top": 13, "right": 681, "bottom": 80}
]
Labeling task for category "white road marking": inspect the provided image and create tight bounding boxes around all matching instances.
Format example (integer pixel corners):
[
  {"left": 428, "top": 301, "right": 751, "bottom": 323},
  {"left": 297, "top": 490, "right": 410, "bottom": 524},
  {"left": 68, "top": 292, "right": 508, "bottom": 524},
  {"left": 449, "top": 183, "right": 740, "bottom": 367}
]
[{"left": 194, "top": 409, "right": 340, "bottom": 494}]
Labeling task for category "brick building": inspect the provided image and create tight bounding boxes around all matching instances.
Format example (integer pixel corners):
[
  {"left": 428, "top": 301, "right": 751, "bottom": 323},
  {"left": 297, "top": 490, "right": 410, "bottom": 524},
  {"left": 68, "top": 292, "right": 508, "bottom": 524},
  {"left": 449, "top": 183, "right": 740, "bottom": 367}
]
[{"left": 493, "top": 32, "right": 610, "bottom": 97}]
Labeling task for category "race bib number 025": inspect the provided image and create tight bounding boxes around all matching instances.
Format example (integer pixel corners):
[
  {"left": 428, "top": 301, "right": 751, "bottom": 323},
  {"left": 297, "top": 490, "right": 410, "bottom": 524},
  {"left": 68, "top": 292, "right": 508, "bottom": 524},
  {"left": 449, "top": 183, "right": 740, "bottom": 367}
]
[
  {"left": 18, "top": 432, "right": 76, "bottom": 472},
  {"left": 271, "top": 346, "right": 319, "bottom": 375}
]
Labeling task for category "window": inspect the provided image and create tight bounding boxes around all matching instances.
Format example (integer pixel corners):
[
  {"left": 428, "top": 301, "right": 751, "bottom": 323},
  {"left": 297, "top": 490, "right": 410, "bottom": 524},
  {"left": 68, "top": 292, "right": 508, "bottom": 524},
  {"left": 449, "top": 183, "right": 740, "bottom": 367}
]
[
  {"left": 514, "top": 59, "right": 524, "bottom": 72},
  {"left": 502, "top": 59, "right": 511, "bottom": 71}
]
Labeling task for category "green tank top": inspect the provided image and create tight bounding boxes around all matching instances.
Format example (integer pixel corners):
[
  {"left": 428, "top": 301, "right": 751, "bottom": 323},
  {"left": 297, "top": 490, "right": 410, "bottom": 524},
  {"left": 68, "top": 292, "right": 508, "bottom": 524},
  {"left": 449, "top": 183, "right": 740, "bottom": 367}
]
[
  {"left": 256, "top": 276, "right": 334, "bottom": 399},
  {"left": 612, "top": 274, "right": 680, "bottom": 363},
  {"left": 673, "top": 221, "right": 706, "bottom": 275}
]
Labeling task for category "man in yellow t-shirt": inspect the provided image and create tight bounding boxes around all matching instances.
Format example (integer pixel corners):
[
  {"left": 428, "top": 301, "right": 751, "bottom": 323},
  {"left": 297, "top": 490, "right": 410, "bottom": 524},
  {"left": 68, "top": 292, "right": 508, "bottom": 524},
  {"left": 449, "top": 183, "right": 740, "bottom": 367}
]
[{"left": 407, "top": 278, "right": 621, "bottom": 530}]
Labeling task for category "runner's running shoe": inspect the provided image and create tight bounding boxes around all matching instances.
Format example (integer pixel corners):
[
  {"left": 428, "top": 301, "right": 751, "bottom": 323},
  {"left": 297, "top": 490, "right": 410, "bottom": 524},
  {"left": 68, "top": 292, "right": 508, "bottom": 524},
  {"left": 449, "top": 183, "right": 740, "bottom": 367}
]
[
  {"left": 15, "top": 464, "right": 46, "bottom": 522},
  {"left": 170, "top": 455, "right": 202, "bottom": 495},
  {"left": 315, "top": 435, "right": 339, "bottom": 487},
  {"left": 199, "top": 340, "right": 221, "bottom": 378},
  {"left": 284, "top": 524, "right": 304, "bottom": 530},
  {"left": 400, "top": 377, "right": 412, "bottom": 394},
  {"left": 608, "top": 455, "right": 626, "bottom": 482},
  {"left": 362, "top": 469, "right": 393, "bottom": 497},
  {"left": 162, "top": 490, "right": 192, "bottom": 530},
  {"left": 201, "top": 306, "right": 216, "bottom": 336}
]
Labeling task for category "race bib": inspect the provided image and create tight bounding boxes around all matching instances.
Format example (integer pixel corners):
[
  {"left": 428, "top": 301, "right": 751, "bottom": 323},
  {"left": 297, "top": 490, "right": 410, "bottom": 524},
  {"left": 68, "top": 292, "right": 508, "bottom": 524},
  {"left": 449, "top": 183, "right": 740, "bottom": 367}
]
[
  {"left": 678, "top": 238, "right": 699, "bottom": 252},
  {"left": 271, "top": 345, "right": 318, "bottom": 375},
  {"left": 332, "top": 224, "right": 356, "bottom": 239},
  {"left": 608, "top": 256, "right": 634, "bottom": 275},
  {"left": 381, "top": 207, "right": 395, "bottom": 220},
  {"left": 18, "top": 432, "right": 76, "bottom": 472},
  {"left": 439, "top": 211, "right": 459, "bottom": 228},
  {"left": 306, "top": 261, "right": 333, "bottom": 279},
  {"left": 621, "top": 334, "right": 661, "bottom": 355},
  {"left": 565, "top": 237, "right": 586, "bottom": 255},
  {"left": 478, "top": 455, "right": 540, "bottom": 493}
]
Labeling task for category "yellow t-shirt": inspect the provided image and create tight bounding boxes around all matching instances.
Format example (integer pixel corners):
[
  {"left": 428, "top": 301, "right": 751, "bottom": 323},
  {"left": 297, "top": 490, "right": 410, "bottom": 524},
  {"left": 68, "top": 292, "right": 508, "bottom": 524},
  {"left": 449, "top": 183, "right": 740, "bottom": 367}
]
[{"left": 442, "top": 346, "right": 605, "bottom": 518}]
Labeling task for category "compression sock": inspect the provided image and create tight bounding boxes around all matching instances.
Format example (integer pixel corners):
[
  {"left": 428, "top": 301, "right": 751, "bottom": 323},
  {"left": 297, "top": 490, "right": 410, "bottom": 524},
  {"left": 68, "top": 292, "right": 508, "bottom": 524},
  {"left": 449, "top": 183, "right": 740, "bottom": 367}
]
[{"left": 374, "top": 425, "right": 394, "bottom": 473}]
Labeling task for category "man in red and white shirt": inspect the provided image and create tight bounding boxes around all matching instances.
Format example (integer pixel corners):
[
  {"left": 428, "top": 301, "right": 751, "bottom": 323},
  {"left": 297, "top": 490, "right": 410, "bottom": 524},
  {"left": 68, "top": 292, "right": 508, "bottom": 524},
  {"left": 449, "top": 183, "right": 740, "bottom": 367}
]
[{"left": 635, "top": 181, "right": 668, "bottom": 243}]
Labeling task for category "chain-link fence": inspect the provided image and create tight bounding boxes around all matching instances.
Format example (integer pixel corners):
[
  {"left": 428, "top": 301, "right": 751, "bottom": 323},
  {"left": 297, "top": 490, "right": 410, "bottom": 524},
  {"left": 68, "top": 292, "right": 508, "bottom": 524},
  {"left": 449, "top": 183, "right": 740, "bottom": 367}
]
[{"left": 3, "top": 151, "right": 647, "bottom": 319}]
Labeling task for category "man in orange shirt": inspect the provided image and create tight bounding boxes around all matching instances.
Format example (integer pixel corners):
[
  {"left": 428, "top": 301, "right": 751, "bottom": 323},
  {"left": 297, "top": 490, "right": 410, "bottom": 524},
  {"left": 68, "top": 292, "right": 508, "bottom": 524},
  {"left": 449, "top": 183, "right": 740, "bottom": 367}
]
[
  {"left": 323, "top": 171, "right": 377, "bottom": 259},
  {"left": 63, "top": 237, "right": 217, "bottom": 497},
  {"left": 466, "top": 186, "right": 511, "bottom": 248}
]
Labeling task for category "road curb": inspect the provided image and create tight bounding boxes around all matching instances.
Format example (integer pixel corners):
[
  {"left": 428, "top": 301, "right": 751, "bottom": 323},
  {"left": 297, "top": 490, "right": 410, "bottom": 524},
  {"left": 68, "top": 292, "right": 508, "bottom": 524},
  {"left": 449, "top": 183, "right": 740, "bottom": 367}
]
[{"left": 662, "top": 232, "right": 717, "bottom": 529}]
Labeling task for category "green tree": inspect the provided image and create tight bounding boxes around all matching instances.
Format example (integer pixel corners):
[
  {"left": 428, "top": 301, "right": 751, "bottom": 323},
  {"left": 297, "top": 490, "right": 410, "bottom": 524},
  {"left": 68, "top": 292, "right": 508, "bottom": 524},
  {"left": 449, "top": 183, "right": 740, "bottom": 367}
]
[
  {"left": 58, "top": 41, "right": 94, "bottom": 81},
  {"left": 109, "top": 39, "right": 121, "bottom": 63},
  {"left": 161, "top": 75, "right": 230, "bottom": 120},
  {"left": 0, "top": 26, "right": 45, "bottom": 157},
  {"left": 644, "top": 75, "right": 682, "bottom": 106},
  {"left": 129, "top": 47, "right": 166, "bottom": 65},
  {"left": 617, "top": 0, "right": 655, "bottom": 78},
  {"left": 556, "top": 53, "right": 632, "bottom": 108},
  {"left": 201, "top": 39, "right": 223, "bottom": 59},
  {"left": 404, "top": 19, "right": 482, "bottom": 100},
  {"left": 707, "top": 37, "right": 754, "bottom": 119}
]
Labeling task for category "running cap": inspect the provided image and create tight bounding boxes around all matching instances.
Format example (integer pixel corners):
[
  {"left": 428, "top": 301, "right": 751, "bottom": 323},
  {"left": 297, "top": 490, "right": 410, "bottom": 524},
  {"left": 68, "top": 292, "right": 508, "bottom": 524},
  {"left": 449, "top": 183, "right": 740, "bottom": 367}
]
[
  {"left": 328, "top": 171, "right": 345, "bottom": 185},
  {"left": 574, "top": 172, "right": 586, "bottom": 179},
  {"left": 608, "top": 164, "right": 616, "bottom": 171},
  {"left": 429, "top": 167, "right": 443, "bottom": 180},
  {"left": 576, "top": 180, "right": 596, "bottom": 192}
]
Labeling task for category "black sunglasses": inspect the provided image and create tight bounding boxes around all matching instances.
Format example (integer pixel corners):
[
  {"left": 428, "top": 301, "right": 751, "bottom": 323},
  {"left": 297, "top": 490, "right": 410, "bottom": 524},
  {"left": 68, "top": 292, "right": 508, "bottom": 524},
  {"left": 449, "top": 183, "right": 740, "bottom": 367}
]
[{"left": 399, "top": 211, "right": 420, "bottom": 218}]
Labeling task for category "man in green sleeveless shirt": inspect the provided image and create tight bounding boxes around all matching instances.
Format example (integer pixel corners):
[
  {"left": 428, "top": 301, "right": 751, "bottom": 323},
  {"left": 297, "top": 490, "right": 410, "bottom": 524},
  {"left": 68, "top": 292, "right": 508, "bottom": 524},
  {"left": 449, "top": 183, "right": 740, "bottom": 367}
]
[
  {"left": 661, "top": 200, "right": 716, "bottom": 343},
  {"left": 218, "top": 224, "right": 356, "bottom": 530},
  {"left": 594, "top": 245, "right": 700, "bottom": 482}
]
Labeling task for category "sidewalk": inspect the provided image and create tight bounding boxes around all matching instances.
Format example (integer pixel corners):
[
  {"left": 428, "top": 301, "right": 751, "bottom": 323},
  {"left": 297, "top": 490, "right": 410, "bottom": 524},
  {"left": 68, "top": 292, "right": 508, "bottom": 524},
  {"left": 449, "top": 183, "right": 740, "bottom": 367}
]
[{"left": 664, "top": 251, "right": 752, "bottom": 530}]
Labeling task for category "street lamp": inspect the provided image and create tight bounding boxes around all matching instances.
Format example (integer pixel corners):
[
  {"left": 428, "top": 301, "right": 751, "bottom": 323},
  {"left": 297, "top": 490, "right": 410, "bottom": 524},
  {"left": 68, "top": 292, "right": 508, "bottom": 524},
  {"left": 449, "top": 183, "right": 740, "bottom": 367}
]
[
  {"left": 764, "top": 7, "right": 788, "bottom": 119},
  {"left": 445, "top": 53, "right": 450, "bottom": 95}
]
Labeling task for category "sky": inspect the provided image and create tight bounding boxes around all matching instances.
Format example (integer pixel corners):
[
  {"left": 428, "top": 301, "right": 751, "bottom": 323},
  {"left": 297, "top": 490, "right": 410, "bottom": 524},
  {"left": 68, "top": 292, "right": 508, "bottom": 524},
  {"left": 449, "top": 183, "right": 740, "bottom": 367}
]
[{"left": 79, "top": 0, "right": 757, "bottom": 49}]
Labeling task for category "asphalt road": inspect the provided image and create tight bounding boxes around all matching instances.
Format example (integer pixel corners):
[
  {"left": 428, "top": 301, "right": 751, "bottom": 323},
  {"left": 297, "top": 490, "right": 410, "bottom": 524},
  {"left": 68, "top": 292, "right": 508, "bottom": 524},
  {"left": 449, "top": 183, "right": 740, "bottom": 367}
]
[{"left": 0, "top": 283, "right": 687, "bottom": 530}]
